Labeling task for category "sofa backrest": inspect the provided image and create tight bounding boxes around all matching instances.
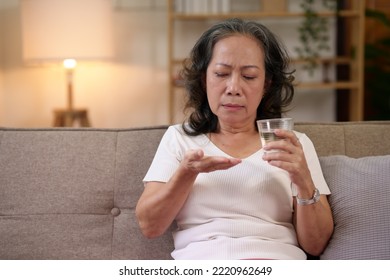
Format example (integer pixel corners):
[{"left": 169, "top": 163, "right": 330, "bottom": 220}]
[
  {"left": 0, "top": 126, "right": 173, "bottom": 259},
  {"left": 0, "top": 121, "right": 389, "bottom": 259},
  {"left": 295, "top": 121, "right": 390, "bottom": 157}
]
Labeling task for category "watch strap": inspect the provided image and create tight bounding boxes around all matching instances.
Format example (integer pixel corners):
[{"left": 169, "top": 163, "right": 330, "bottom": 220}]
[{"left": 296, "top": 188, "right": 320, "bottom": 206}]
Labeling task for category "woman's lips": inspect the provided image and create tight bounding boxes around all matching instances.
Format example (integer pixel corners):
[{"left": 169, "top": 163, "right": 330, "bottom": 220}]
[{"left": 222, "top": 103, "right": 244, "bottom": 110}]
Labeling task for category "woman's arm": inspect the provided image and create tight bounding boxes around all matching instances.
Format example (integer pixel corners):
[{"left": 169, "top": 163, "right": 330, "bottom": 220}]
[
  {"left": 136, "top": 149, "right": 241, "bottom": 238},
  {"left": 293, "top": 194, "right": 333, "bottom": 256},
  {"left": 262, "top": 129, "right": 334, "bottom": 256},
  {"left": 136, "top": 166, "right": 197, "bottom": 239}
]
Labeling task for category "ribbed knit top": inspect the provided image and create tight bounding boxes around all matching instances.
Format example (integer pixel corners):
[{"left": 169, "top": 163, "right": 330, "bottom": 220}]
[{"left": 143, "top": 125, "right": 330, "bottom": 259}]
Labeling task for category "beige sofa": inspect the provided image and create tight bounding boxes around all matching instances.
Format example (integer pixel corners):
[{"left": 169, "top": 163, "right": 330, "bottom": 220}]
[{"left": 0, "top": 121, "right": 389, "bottom": 260}]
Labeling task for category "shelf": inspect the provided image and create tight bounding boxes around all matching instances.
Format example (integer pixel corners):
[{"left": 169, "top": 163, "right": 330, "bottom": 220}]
[
  {"left": 295, "top": 81, "right": 359, "bottom": 90},
  {"left": 291, "top": 56, "right": 354, "bottom": 65},
  {"left": 171, "top": 80, "right": 359, "bottom": 91},
  {"left": 170, "top": 10, "right": 361, "bottom": 20},
  {"left": 172, "top": 56, "right": 355, "bottom": 65}
]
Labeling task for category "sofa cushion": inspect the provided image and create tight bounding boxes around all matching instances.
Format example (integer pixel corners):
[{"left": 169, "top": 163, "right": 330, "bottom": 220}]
[{"left": 319, "top": 155, "right": 390, "bottom": 259}]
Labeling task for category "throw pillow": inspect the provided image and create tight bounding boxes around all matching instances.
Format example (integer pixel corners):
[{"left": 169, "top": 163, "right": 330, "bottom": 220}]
[{"left": 319, "top": 155, "right": 390, "bottom": 260}]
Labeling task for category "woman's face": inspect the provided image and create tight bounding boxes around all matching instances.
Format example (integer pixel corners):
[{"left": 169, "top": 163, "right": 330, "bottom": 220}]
[{"left": 206, "top": 34, "right": 266, "bottom": 129}]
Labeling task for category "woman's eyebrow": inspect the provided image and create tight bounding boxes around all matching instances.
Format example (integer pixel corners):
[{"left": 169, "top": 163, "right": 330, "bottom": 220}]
[{"left": 215, "top": 63, "right": 260, "bottom": 69}]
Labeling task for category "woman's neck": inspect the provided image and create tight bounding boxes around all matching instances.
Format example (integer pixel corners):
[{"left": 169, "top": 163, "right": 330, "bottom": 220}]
[{"left": 209, "top": 123, "right": 261, "bottom": 159}]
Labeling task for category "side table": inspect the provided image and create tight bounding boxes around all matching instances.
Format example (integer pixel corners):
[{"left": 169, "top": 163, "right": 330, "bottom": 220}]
[{"left": 53, "top": 109, "right": 91, "bottom": 127}]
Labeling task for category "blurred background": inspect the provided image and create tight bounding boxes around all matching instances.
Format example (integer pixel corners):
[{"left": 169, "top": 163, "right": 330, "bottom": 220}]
[{"left": 0, "top": 0, "right": 389, "bottom": 128}]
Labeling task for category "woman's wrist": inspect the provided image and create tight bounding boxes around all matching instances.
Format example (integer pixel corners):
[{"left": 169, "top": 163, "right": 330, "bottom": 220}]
[{"left": 296, "top": 188, "right": 320, "bottom": 206}]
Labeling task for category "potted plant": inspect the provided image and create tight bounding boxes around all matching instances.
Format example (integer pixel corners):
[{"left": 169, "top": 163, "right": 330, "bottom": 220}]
[
  {"left": 364, "top": 8, "right": 390, "bottom": 120},
  {"left": 295, "top": 0, "right": 337, "bottom": 76}
]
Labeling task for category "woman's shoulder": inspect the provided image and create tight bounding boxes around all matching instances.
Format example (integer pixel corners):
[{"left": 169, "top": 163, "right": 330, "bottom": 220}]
[
  {"left": 163, "top": 124, "right": 194, "bottom": 143},
  {"left": 167, "top": 123, "right": 197, "bottom": 136},
  {"left": 166, "top": 123, "right": 186, "bottom": 135},
  {"left": 166, "top": 123, "right": 209, "bottom": 147}
]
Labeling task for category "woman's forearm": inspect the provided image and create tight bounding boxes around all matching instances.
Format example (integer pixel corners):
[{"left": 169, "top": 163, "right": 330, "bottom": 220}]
[
  {"left": 136, "top": 149, "right": 241, "bottom": 239},
  {"left": 293, "top": 196, "right": 334, "bottom": 256},
  {"left": 135, "top": 165, "right": 198, "bottom": 238}
]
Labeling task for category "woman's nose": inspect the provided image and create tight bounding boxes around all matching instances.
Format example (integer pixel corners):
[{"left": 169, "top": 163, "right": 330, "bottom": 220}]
[{"left": 226, "top": 74, "right": 242, "bottom": 95}]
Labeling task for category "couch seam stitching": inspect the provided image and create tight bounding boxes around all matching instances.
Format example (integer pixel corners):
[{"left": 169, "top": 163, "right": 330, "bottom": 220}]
[{"left": 111, "top": 131, "right": 119, "bottom": 259}]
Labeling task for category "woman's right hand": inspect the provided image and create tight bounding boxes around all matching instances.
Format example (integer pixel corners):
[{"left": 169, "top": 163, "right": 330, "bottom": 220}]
[
  {"left": 181, "top": 149, "right": 241, "bottom": 174},
  {"left": 136, "top": 149, "right": 241, "bottom": 238}
]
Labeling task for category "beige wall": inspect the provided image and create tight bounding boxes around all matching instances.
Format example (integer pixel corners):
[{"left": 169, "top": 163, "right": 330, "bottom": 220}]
[
  {"left": 0, "top": 0, "right": 169, "bottom": 128},
  {"left": 0, "top": 2, "right": 4, "bottom": 125},
  {"left": 0, "top": 0, "right": 336, "bottom": 128},
  {"left": 0, "top": 56, "right": 3, "bottom": 125}
]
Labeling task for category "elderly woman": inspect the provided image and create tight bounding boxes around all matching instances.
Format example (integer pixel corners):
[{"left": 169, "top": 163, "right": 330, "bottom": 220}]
[{"left": 136, "top": 18, "right": 333, "bottom": 259}]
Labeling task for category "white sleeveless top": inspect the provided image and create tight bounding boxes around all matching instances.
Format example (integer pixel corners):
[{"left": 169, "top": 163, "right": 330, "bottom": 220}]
[{"left": 143, "top": 124, "right": 330, "bottom": 259}]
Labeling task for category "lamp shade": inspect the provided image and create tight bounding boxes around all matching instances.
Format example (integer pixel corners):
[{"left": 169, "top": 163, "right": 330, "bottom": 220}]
[{"left": 21, "top": 0, "right": 114, "bottom": 62}]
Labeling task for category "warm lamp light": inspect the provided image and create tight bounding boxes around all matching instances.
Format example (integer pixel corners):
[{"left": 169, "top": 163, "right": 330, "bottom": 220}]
[
  {"left": 20, "top": 0, "right": 114, "bottom": 127},
  {"left": 63, "top": 59, "right": 77, "bottom": 70},
  {"left": 63, "top": 59, "right": 77, "bottom": 112}
]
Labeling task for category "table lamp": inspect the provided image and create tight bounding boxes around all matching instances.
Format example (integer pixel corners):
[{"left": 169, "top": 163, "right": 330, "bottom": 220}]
[{"left": 20, "top": 0, "right": 114, "bottom": 127}]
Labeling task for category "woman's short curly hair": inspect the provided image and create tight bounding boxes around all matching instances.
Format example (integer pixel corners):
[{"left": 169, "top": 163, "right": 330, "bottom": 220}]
[{"left": 181, "top": 18, "right": 295, "bottom": 136}]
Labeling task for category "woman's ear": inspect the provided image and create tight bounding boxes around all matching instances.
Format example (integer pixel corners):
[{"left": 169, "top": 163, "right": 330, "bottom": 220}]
[
  {"left": 264, "top": 79, "right": 272, "bottom": 92},
  {"left": 201, "top": 73, "right": 207, "bottom": 91},
  {"left": 263, "top": 79, "right": 272, "bottom": 97}
]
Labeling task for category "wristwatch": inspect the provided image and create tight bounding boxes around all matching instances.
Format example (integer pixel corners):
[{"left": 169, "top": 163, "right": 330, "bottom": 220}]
[{"left": 296, "top": 188, "right": 320, "bottom": 206}]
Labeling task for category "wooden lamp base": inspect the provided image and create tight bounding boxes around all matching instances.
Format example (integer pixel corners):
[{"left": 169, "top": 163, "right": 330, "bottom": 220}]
[{"left": 53, "top": 109, "right": 90, "bottom": 127}]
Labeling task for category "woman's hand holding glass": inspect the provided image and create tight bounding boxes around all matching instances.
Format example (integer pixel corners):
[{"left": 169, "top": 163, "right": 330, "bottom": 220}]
[{"left": 262, "top": 129, "right": 314, "bottom": 192}]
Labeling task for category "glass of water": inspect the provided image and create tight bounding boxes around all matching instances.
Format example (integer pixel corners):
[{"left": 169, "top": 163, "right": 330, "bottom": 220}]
[{"left": 256, "top": 118, "right": 293, "bottom": 151}]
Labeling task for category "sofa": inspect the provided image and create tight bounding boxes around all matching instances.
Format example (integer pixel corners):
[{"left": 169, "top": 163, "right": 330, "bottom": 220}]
[{"left": 0, "top": 121, "right": 389, "bottom": 260}]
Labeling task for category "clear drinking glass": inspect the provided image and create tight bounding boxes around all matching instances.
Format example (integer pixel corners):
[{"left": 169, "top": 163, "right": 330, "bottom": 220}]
[{"left": 256, "top": 118, "right": 293, "bottom": 151}]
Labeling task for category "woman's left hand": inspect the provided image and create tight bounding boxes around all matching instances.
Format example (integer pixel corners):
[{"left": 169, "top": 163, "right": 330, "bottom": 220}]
[
  {"left": 262, "top": 129, "right": 334, "bottom": 256},
  {"left": 262, "top": 129, "right": 313, "bottom": 191}
]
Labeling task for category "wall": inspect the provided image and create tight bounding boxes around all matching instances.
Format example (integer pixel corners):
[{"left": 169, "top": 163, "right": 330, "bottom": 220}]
[
  {"left": 0, "top": 0, "right": 169, "bottom": 128},
  {"left": 0, "top": 1, "right": 5, "bottom": 124},
  {"left": 0, "top": 66, "right": 3, "bottom": 124},
  {"left": 0, "top": 0, "right": 336, "bottom": 128}
]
